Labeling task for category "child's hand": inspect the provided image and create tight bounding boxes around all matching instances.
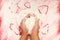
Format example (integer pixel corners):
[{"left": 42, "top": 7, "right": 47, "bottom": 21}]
[
  {"left": 31, "top": 17, "right": 40, "bottom": 35},
  {"left": 30, "top": 17, "right": 40, "bottom": 40}
]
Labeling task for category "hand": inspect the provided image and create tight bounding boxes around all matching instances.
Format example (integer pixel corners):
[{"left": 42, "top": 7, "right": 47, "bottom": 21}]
[
  {"left": 19, "top": 14, "right": 35, "bottom": 40},
  {"left": 19, "top": 16, "right": 28, "bottom": 35},
  {"left": 30, "top": 17, "right": 40, "bottom": 40},
  {"left": 31, "top": 17, "right": 40, "bottom": 35},
  {"left": 19, "top": 16, "right": 28, "bottom": 40},
  {"left": 19, "top": 13, "right": 35, "bottom": 35}
]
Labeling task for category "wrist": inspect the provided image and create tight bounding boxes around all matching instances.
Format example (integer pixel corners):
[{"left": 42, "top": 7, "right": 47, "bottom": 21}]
[{"left": 30, "top": 34, "right": 40, "bottom": 40}]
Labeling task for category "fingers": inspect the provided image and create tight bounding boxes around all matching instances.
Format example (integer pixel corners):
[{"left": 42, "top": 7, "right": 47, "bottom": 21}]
[
  {"left": 34, "top": 17, "right": 40, "bottom": 29},
  {"left": 20, "top": 18, "right": 27, "bottom": 32},
  {"left": 35, "top": 18, "right": 39, "bottom": 25},
  {"left": 20, "top": 18, "right": 26, "bottom": 27},
  {"left": 19, "top": 26, "right": 23, "bottom": 35},
  {"left": 31, "top": 17, "right": 40, "bottom": 35}
]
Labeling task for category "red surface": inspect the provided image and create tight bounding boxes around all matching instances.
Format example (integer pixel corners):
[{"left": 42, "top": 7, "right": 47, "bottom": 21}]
[
  {"left": 0, "top": 17, "right": 2, "bottom": 27},
  {"left": 57, "top": 1, "right": 60, "bottom": 14},
  {"left": 0, "top": 17, "right": 2, "bottom": 40},
  {"left": 0, "top": 0, "right": 2, "bottom": 10},
  {"left": 57, "top": 19, "right": 60, "bottom": 34},
  {"left": 0, "top": 0, "right": 60, "bottom": 40}
]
